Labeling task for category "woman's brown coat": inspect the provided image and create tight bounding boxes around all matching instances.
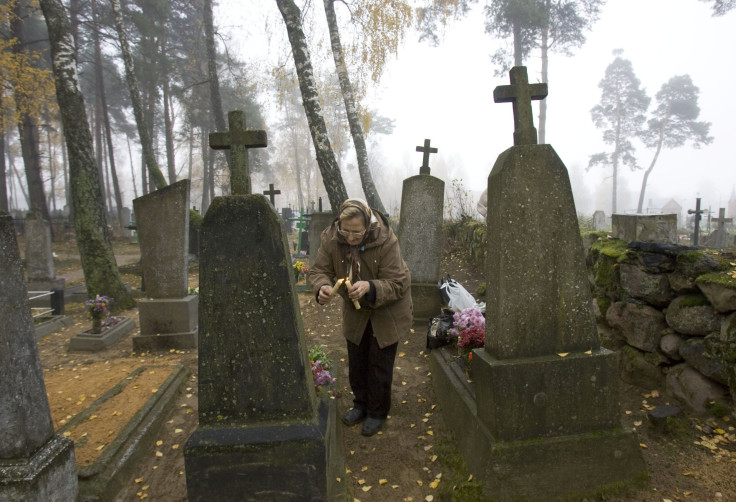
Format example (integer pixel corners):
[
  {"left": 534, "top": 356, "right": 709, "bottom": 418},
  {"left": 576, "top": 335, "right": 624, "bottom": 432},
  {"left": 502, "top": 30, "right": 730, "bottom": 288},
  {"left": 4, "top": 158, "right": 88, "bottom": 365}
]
[{"left": 309, "top": 213, "right": 413, "bottom": 348}]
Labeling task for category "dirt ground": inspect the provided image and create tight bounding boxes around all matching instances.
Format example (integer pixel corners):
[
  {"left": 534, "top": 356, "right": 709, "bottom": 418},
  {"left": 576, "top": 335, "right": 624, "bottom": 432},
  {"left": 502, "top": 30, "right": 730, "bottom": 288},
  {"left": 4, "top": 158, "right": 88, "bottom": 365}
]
[{"left": 30, "top": 237, "right": 736, "bottom": 501}]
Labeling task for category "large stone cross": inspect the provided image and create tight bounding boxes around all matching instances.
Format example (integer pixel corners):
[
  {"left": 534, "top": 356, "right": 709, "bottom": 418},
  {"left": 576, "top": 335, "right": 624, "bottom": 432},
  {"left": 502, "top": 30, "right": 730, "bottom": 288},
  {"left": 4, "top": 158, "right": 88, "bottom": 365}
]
[
  {"left": 712, "top": 207, "right": 733, "bottom": 230},
  {"left": 493, "top": 66, "right": 548, "bottom": 146},
  {"left": 263, "top": 183, "right": 281, "bottom": 207},
  {"left": 416, "top": 139, "right": 438, "bottom": 175},
  {"left": 209, "top": 110, "right": 267, "bottom": 196}
]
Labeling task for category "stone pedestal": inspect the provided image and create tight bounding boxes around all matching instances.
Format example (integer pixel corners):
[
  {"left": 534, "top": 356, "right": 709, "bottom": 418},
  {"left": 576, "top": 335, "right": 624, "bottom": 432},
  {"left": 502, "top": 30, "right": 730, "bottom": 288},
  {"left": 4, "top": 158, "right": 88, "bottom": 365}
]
[
  {"left": 0, "top": 212, "right": 78, "bottom": 501},
  {"left": 133, "top": 296, "right": 198, "bottom": 351}
]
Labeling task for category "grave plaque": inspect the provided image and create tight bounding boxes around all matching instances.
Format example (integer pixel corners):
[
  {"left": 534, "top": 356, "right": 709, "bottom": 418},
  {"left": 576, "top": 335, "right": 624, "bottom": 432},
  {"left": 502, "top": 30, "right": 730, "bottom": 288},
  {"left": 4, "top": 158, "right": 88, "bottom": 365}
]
[
  {"left": 592, "top": 210, "right": 607, "bottom": 231},
  {"left": 430, "top": 66, "right": 645, "bottom": 501},
  {"left": 0, "top": 212, "right": 78, "bottom": 500},
  {"left": 709, "top": 208, "right": 732, "bottom": 249},
  {"left": 184, "top": 195, "right": 342, "bottom": 500}
]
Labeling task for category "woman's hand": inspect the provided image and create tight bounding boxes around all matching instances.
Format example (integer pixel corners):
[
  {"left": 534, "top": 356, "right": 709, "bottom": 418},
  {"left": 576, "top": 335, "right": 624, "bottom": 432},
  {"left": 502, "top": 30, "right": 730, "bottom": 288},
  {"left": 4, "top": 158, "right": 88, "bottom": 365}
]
[
  {"left": 317, "top": 285, "right": 332, "bottom": 305},
  {"left": 348, "top": 280, "right": 370, "bottom": 301}
]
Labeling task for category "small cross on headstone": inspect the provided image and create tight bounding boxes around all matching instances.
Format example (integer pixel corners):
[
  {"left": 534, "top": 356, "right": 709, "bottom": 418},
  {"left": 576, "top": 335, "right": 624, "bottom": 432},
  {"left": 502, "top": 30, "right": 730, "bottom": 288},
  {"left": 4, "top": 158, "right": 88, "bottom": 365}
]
[
  {"left": 263, "top": 183, "right": 281, "bottom": 207},
  {"left": 712, "top": 207, "right": 733, "bottom": 231},
  {"left": 687, "top": 197, "right": 707, "bottom": 245},
  {"left": 493, "top": 66, "right": 548, "bottom": 146},
  {"left": 416, "top": 139, "right": 438, "bottom": 175},
  {"left": 209, "top": 110, "right": 268, "bottom": 196}
]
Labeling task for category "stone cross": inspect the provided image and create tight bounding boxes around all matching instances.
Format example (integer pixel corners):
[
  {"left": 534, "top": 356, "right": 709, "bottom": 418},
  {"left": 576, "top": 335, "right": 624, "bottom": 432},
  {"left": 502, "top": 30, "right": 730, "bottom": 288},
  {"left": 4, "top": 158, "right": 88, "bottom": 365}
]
[
  {"left": 262, "top": 183, "right": 281, "bottom": 207},
  {"left": 687, "top": 198, "right": 707, "bottom": 245},
  {"left": 712, "top": 207, "right": 733, "bottom": 230},
  {"left": 493, "top": 66, "right": 548, "bottom": 146},
  {"left": 416, "top": 139, "right": 438, "bottom": 175},
  {"left": 209, "top": 110, "right": 267, "bottom": 196}
]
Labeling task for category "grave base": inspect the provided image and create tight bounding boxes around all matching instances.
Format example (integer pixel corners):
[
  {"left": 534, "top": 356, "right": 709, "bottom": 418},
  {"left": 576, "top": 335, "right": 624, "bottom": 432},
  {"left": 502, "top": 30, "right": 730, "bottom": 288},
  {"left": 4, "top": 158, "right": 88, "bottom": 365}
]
[
  {"left": 131, "top": 330, "right": 198, "bottom": 351},
  {"left": 410, "top": 282, "right": 443, "bottom": 322},
  {"left": 34, "top": 315, "right": 74, "bottom": 339},
  {"left": 184, "top": 399, "right": 345, "bottom": 502},
  {"left": 135, "top": 296, "right": 198, "bottom": 351},
  {"left": 74, "top": 365, "right": 186, "bottom": 501},
  {"left": 68, "top": 317, "right": 136, "bottom": 352},
  {"left": 430, "top": 346, "right": 648, "bottom": 501},
  {"left": 0, "top": 435, "right": 78, "bottom": 501}
]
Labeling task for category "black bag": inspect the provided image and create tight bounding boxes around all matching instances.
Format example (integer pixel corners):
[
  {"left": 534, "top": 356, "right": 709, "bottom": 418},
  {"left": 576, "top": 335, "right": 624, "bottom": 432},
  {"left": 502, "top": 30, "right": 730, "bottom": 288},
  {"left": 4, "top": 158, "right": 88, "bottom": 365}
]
[{"left": 426, "top": 309, "right": 457, "bottom": 352}]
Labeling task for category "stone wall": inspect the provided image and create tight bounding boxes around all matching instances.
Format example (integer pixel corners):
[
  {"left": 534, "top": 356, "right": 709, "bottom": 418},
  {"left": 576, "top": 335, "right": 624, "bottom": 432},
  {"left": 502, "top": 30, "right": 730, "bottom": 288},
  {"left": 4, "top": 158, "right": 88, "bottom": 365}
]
[{"left": 585, "top": 233, "right": 736, "bottom": 417}]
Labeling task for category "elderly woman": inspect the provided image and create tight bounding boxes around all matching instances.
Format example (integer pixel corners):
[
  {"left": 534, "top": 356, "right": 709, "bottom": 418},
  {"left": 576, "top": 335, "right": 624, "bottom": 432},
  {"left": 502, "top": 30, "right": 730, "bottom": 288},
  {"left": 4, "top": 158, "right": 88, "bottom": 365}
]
[{"left": 309, "top": 198, "right": 413, "bottom": 436}]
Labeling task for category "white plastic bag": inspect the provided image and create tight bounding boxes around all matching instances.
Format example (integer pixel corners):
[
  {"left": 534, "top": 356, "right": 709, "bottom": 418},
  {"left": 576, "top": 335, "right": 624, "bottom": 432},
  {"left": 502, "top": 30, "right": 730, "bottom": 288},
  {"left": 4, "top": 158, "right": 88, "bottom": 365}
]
[{"left": 438, "top": 276, "right": 477, "bottom": 312}]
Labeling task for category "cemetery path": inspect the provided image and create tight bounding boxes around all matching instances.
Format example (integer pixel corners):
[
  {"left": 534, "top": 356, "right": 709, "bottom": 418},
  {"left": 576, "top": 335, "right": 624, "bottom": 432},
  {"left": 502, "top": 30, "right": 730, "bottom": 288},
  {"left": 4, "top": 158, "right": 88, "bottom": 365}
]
[
  {"left": 55, "top": 253, "right": 141, "bottom": 285},
  {"left": 36, "top": 241, "right": 736, "bottom": 501}
]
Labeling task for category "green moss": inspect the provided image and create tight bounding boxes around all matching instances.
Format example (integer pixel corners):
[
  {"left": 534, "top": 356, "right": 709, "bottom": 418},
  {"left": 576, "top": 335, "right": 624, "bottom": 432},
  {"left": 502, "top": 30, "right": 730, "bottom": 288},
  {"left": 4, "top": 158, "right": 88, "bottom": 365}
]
[
  {"left": 596, "top": 296, "right": 611, "bottom": 316},
  {"left": 189, "top": 208, "right": 204, "bottom": 229},
  {"left": 678, "top": 293, "right": 711, "bottom": 308},
  {"left": 590, "top": 238, "right": 631, "bottom": 262},
  {"left": 695, "top": 270, "right": 736, "bottom": 289},
  {"left": 593, "top": 254, "right": 618, "bottom": 290},
  {"left": 581, "top": 230, "right": 608, "bottom": 240},
  {"left": 433, "top": 434, "right": 485, "bottom": 501},
  {"left": 677, "top": 250, "right": 707, "bottom": 264},
  {"left": 706, "top": 401, "right": 732, "bottom": 419},
  {"left": 477, "top": 282, "right": 487, "bottom": 296}
]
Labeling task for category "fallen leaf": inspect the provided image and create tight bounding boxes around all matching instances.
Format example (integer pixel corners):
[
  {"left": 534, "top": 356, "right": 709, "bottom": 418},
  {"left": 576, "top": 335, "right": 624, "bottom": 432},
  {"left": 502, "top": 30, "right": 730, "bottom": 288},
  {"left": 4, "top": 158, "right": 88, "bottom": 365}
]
[
  {"left": 429, "top": 479, "right": 440, "bottom": 489},
  {"left": 379, "top": 479, "right": 388, "bottom": 485},
  {"left": 425, "top": 496, "right": 434, "bottom": 501},
  {"left": 416, "top": 480, "right": 423, "bottom": 486},
  {"left": 399, "top": 352, "right": 406, "bottom": 357},
  {"left": 172, "top": 444, "right": 179, "bottom": 449},
  {"left": 174, "top": 428, "right": 183, "bottom": 434},
  {"left": 135, "top": 478, "right": 144, "bottom": 484},
  {"left": 430, "top": 455, "right": 438, "bottom": 462},
  {"left": 361, "top": 466, "right": 368, "bottom": 472},
  {"left": 361, "top": 486, "right": 372, "bottom": 492},
  {"left": 557, "top": 353, "right": 568, "bottom": 358},
  {"left": 358, "top": 479, "right": 365, "bottom": 485},
  {"left": 639, "top": 443, "right": 647, "bottom": 449},
  {"left": 391, "top": 485, "right": 399, "bottom": 489},
  {"left": 156, "top": 440, "right": 163, "bottom": 446},
  {"left": 155, "top": 451, "right": 163, "bottom": 457}
]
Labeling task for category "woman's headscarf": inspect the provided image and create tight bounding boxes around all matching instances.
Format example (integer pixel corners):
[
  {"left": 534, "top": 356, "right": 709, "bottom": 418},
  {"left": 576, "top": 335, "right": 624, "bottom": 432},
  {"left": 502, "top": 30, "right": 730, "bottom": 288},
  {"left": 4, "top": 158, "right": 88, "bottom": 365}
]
[{"left": 337, "top": 198, "right": 380, "bottom": 280}]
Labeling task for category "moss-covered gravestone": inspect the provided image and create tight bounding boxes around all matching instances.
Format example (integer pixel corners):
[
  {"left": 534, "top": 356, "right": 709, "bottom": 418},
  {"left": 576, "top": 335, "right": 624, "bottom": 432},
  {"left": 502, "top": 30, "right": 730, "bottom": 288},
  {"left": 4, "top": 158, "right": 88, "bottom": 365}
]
[
  {"left": 0, "top": 213, "right": 78, "bottom": 500},
  {"left": 398, "top": 139, "right": 444, "bottom": 321},
  {"left": 430, "top": 67, "right": 646, "bottom": 501},
  {"left": 184, "top": 195, "right": 342, "bottom": 501}
]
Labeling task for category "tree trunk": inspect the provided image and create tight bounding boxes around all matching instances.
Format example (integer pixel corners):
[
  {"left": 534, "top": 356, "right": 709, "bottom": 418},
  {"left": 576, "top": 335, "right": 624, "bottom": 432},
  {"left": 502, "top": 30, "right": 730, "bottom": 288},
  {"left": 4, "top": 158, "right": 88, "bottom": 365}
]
[
  {"left": 203, "top": 0, "right": 231, "bottom": 177},
  {"left": 39, "top": 0, "right": 135, "bottom": 310},
  {"left": 539, "top": 24, "right": 548, "bottom": 144},
  {"left": 110, "top": 0, "right": 167, "bottom": 190},
  {"left": 162, "top": 40, "right": 177, "bottom": 184},
  {"left": 92, "top": 0, "right": 124, "bottom": 227},
  {"left": 9, "top": 153, "right": 31, "bottom": 209},
  {"left": 513, "top": 22, "right": 523, "bottom": 66},
  {"left": 637, "top": 115, "right": 668, "bottom": 214},
  {"left": 126, "top": 135, "right": 139, "bottom": 200},
  {"left": 0, "top": 103, "right": 7, "bottom": 212},
  {"left": 276, "top": 0, "right": 348, "bottom": 213},
  {"left": 200, "top": 126, "right": 211, "bottom": 212},
  {"left": 324, "top": 0, "right": 386, "bottom": 214}
]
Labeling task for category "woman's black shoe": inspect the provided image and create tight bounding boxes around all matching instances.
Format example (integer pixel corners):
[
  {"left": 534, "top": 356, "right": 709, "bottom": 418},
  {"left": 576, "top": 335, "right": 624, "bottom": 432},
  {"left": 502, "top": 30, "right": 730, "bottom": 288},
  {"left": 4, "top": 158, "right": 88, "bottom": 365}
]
[
  {"left": 342, "top": 408, "right": 367, "bottom": 426},
  {"left": 361, "top": 417, "right": 384, "bottom": 436}
]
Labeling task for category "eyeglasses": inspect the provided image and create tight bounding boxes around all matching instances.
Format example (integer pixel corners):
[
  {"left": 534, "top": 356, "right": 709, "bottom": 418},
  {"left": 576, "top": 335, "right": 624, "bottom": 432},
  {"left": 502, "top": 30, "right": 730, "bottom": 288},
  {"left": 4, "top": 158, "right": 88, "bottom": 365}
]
[{"left": 338, "top": 226, "right": 366, "bottom": 238}]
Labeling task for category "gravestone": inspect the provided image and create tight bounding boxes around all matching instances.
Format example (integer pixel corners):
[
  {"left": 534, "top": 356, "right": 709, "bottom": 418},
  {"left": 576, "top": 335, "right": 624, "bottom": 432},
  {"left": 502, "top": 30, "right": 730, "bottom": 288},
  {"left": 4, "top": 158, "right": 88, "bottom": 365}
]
[
  {"left": 120, "top": 207, "right": 132, "bottom": 237},
  {"left": 184, "top": 195, "right": 342, "bottom": 501},
  {"left": 430, "top": 67, "right": 645, "bottom": 501},
  {"left": 262, "top": 183, "right": 281, "bottom": 207},
  {"left": 709, "top": 207, "right": 732, "bottom": 249},
  {"left": 132, "top": 179, "right": 198, "bottom": 351},
  {"left": 282, "top": 207, "right": 294, "bottom": 233},
  {"left": 25, "top": 212, "right": 65, "bottom": 316},
  {"left": 398, "top": 139, "right": 444, "bottom": 320},
  {"left": 611, "top": 214, "right": 678, "bottom": 243},
  {"left": 0, "top": 212, "right": 78, "bottom": 500},
  {"left": 593, "top": 210, "right": 607, "bottom": 231}
]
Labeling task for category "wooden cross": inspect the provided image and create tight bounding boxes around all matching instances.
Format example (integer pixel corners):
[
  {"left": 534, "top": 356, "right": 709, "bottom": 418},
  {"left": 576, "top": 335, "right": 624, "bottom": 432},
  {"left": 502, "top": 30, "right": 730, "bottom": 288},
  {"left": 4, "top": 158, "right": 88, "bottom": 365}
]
[
  {"left": 416, "top": 139, "right": 438, "bottom": 175},
  {"left": 209, "top": 110, "right": 267, "bottom": 196},
  {"left": 493, "top": 66, "right": 548, "bottom": 146},
  {"left": 687, "top": 197, "right": 708, "bottom": 246},
  {"left": 712, "top": 208, "right": 733, "bottom": 230},
  {"left": 263, "top": 183, "right": 281, "bottom": 207}
]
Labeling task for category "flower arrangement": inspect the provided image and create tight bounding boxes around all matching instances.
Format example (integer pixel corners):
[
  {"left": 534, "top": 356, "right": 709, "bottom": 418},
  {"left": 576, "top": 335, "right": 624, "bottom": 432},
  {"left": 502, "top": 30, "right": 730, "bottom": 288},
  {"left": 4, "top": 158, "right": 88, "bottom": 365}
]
[
  {"left": 293, "top": 260, "right": 308, "bottom": 282},
  {"left": 85, "top": 295, "right": 118, "bottom": 334},
  {"left": 308, "top": 343, "right": 338, "bottom": 397},
  {"left": 450, "top": 307, "right": 486, "bottom": 349}
]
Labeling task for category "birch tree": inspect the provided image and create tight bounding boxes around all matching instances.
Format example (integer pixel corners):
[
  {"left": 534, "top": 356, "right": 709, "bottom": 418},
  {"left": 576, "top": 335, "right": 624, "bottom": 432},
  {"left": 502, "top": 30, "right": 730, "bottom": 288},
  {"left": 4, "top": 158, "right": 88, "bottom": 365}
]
[
  {"left": 39, "top": 0, "right": 134, "bottom": 309},
  {"left": 276, "top": 0, "right": 348, "bottom": 212}
]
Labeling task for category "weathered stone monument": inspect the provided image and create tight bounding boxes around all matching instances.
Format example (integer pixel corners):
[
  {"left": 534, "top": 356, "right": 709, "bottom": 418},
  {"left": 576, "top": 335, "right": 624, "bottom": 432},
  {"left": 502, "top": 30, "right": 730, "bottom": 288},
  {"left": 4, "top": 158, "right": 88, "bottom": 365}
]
[
  {"left": 430, "top": 67, "right": 646, "bottom": 500},
  {"left": 184, "top": 111, "right": 342, "bottom": 500},
  {"left": 0, "top": 212, "right": 78, "bottom": 500},
  {"left": 612, "top": 213, "right": 678, "bottom": 243},
  {"left": 709, "top": 207, "right": 733, "bottom": 249},
  {"left": 25, "top": 212, "right": 65, "bottom": 310},
  {"left": 132, "top": 179, "right": 197, "bottom": 351},
  {"left": 593, "top": 209, "right": 607, "bottom": 231},
  {"left": 308, "top": 203, "right": 335, "bottom": 290},
  {"left": 398, "top": 139, "right": 444, "bottom": 321}
]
